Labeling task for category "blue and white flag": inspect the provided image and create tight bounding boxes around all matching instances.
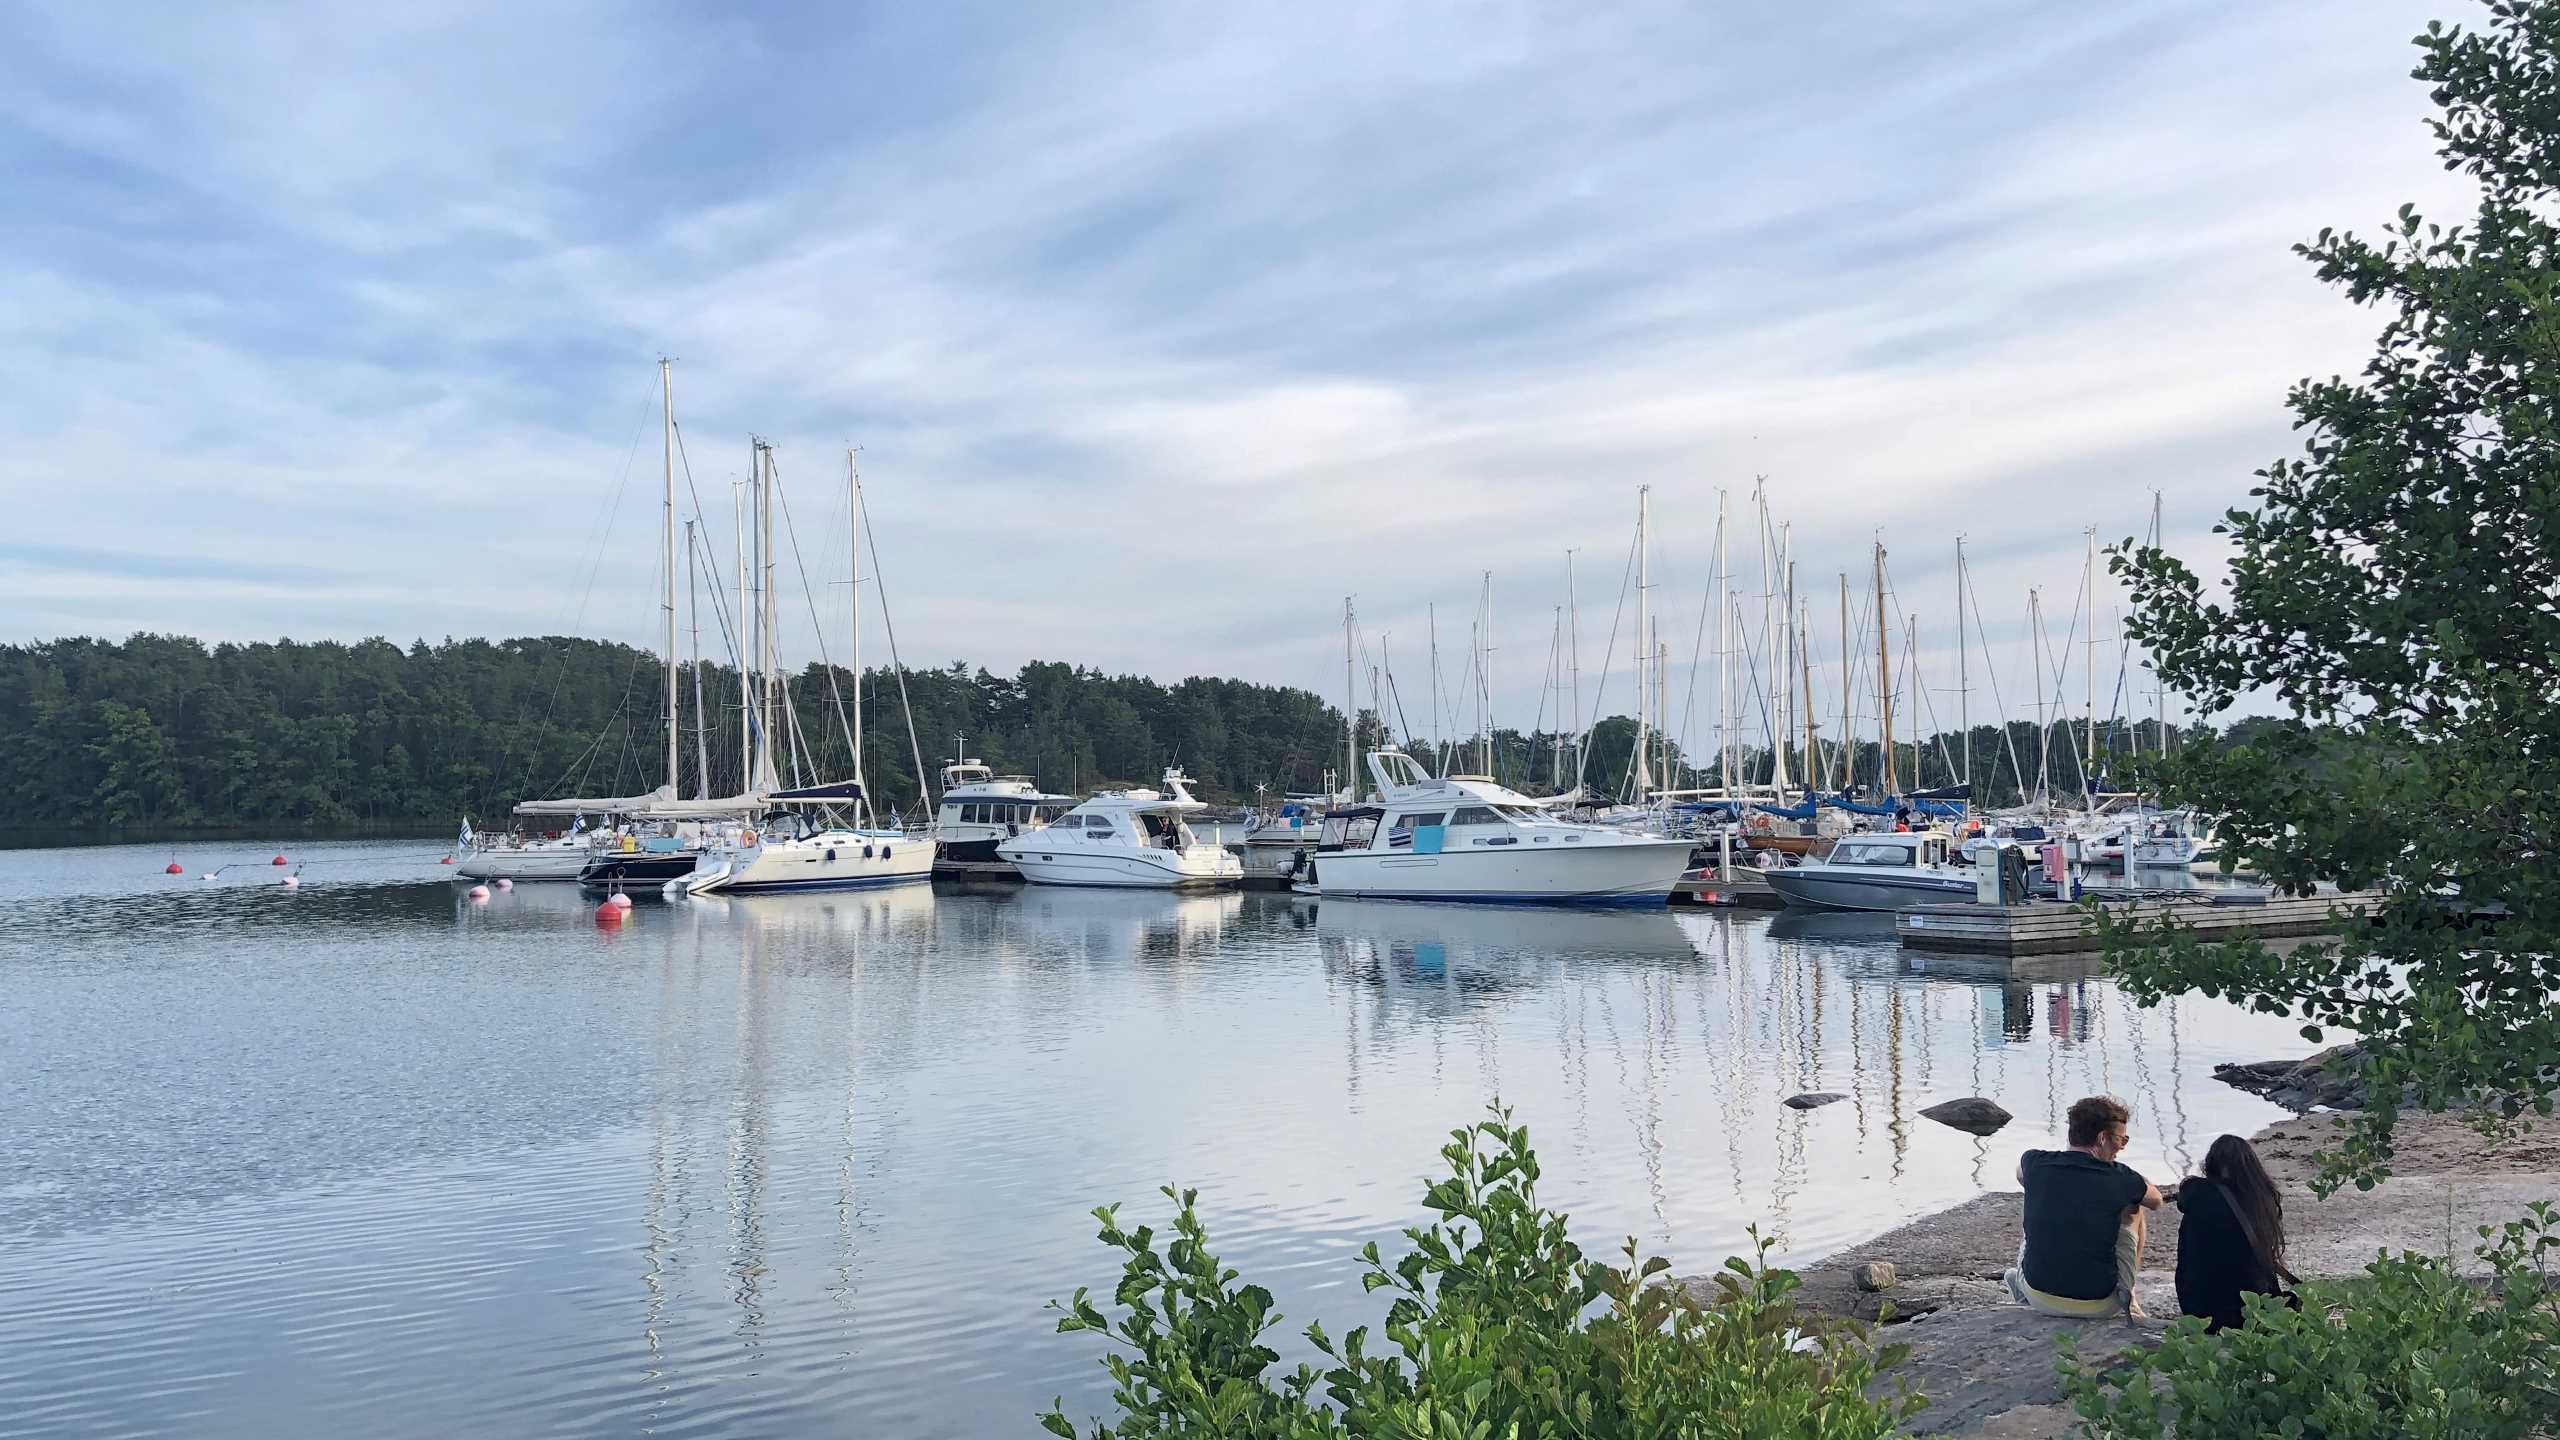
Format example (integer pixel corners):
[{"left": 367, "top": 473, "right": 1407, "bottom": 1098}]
[
  {"left": 458, "top": 817, "right": 474, "bottom": 851},
  {"left": 569, "top": 813, "right": 586, "bottom": 838}
]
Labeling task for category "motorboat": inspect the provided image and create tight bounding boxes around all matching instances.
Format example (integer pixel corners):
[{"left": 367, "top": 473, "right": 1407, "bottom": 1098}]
[
  {"left": 1293, "top": 750, "right": 1691, "bottom": 906},
  {"left": 1237, "top": 795, "right": 1340, "bottom": 887},
  {"left": 1762, "top": 831, "right": 1980, "bottom": 912},
  {"left": 930, "top": 758, "right": 1077, "bottom": 877},
  {"left": 672, "top": 781, "right": 933, "bottom": 895},
  {"left": 995, "top": 769, "right": 1243, "bottom": 889},
  {"left": 578, "top": 821, "right": 712, "bottom": 890}
]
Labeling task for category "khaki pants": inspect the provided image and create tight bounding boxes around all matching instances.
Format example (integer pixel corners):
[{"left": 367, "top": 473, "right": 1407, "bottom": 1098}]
[{"left": 2004, "top": 1209, "right": 2144, "bottom": 1317}]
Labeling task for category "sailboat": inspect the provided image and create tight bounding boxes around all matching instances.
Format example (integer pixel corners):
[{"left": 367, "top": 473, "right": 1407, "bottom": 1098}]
[{"left": 673, "top": 448, "right": 935, "bottom": 895}]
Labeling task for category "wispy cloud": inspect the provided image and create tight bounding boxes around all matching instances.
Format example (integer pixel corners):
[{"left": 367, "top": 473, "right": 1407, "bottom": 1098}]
[{"left": 0, "top": 0, "right": 2464, "bottom": 746}]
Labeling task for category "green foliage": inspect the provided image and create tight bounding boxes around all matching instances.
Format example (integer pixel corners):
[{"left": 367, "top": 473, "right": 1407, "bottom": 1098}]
[
  {"left": 2063, "top": 1202, "right": 2560, "bottom": 1439},
  {"left": 0, "top": 634, "right": 1356, "bottom": 829},
  {"left": 1040, "top": 1106, "right": 1922, "bottom": 1439},
  {"left": 2105, "top": 0, "right": 2560, "bottom": 1189}
]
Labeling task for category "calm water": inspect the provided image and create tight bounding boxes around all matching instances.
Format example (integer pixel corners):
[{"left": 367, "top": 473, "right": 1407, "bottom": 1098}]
[{"left": 0, "top": 840, "right": 2313, "bottom": 1438}]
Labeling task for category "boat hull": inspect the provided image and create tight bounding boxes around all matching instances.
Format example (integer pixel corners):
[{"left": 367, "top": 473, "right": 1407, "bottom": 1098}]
[
  {"left": 994, "top": 841, "right": 1241, "bottom": 890},
  {"left": 685, "top": 834, "right": 934, "bottom": 894},
  {"left": 1310, "top": 837, "right": 1690, "bottom": 906},
  {"left": 456, "top": 847, "right": 590, "bottom": 881},
  {"left": 1763, "top": 868, "right": 1977, "bottom": 913},
  {"left": 579, "top": 852, "right": 703, "bottom": 889}
]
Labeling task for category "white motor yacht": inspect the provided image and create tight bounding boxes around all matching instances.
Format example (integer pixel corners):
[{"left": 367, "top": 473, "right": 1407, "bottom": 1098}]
[
  {"left": 996, "top": 770, "right": 1243, "bottom": 889},
  {"left": 1297, "top": 750, "right": 1691, "bottom": 906},
  {"left": 930, "top": 758, "right": 1076, "bottom": 876},
  {"left": 1763, "top": 831, "right": 1979, "bottom": 912}
]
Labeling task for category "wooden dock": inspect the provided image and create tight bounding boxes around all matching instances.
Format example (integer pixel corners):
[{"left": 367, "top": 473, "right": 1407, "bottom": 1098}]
[{"left": 1895, "top": 890, "right": 2377, "bottom": 956}]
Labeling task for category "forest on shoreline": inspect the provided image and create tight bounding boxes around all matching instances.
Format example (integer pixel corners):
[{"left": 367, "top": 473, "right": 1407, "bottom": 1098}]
[{"left": 2, "top": 632, "right": 2223, "bottom": 830}]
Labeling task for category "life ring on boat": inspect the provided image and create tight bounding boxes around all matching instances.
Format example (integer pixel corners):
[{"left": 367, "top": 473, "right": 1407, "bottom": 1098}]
[
  {"left": 1741, "top": 812, "right": 1775, "bottom": 834},
  {"left": 740, "top": 830, "right": 758, "bottom": 846}
]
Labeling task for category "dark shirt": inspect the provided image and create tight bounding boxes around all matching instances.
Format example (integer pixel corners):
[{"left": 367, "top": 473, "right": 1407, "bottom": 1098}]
[
  {"left": 2020, "top": 1149, "right": 2148, "bottom": 1301},
  {"left": 2175, "top": 1176, "right": 2280, "bottom": 1332}
]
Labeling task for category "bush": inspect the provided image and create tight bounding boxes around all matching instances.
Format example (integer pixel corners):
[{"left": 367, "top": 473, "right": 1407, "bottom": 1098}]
[
  {"left": 1039, "top": 1105, "right": 1924, "bottom": 1439},
  {"left": 2063, "top": 1203, "right": 2560, "bottom": 1439}
]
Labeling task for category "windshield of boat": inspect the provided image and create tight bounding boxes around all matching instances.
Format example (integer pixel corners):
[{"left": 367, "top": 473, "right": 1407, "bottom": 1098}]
[{"left": 1828, "top": 840, "right": 1914, "bottom": 867}]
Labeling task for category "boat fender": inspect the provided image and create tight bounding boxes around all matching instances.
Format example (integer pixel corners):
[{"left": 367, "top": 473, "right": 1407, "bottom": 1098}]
[
  {"left": 741, "top": 830, "right": 758, "bottom": 847},
  {"left": 825, "top": 848, "right": 837, "bottom": 862},
  {"left": 862, "top": 844, "right": 873, "bottom": 859},
  {"left": 882, "top": 846, "right": 893, "bottom": 860}
]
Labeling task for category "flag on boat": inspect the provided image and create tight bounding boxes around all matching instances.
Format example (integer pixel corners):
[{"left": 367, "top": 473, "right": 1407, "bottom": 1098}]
[
  {"left": 458, "top": 817, "right": 474, "bottom": 851},
  {"left": 569, "top": 813, "right": 586, "bottom": 838}
]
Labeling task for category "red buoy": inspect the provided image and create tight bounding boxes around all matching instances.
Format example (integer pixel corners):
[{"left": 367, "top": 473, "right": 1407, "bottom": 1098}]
[
  {"left": 271, "top": 855, "right": 288, "bottom": 866},
  {"left": 595, "top": 902, "right": 625, "bottom": 924},
  {"left": 440, "top": 856, "right": 455, "bottom": 865},
  {"left": 164, "top": 861, "right": 184, "bottom": 875}
]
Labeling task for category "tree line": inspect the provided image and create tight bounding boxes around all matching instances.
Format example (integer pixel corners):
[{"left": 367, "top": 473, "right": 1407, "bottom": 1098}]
[{"left": 3, "top": 630, "right": 2255, "bottom": 832}]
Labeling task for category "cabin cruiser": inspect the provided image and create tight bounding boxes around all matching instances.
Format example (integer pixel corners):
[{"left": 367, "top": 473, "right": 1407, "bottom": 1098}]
[
  {"left": 1292, "top": 750, "right": 1691, "bottom": 906},
  {"left": 1763, "top": 831, "right": 1979, "bottom": 912},
  {"left": 995, "top": 769, "right": 1243, "bottom": 889},
  {"left": 1238, "top": 795, "right": 1341, "bottom": 886},
  {"left": 668, "top": 780, "right": 933, "bottom": 895},
  {"left": 930, "top": 758, "right": 1076, "bottom": 877}
]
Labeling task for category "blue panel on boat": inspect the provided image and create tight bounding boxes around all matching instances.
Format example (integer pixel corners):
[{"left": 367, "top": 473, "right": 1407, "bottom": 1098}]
[{"left": 1413, "top": 826, "right": 1445, "bottom": 855}]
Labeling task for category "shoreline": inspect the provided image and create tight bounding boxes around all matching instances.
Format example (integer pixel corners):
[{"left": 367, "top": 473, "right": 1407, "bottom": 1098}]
[{"left": 1733, "top": 1108, "right": 2560, "bottom": 1437}]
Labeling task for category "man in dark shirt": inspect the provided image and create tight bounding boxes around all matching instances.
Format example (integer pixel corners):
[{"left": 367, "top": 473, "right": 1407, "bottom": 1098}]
[{"left": 2002, "top": 1095, "right": 2164, "bottom": 1317}]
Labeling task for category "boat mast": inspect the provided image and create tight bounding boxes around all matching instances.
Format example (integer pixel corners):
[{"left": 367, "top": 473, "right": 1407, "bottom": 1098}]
[
  {"left": 1478, "top": 571, "right": 1494, "bottom": 778},
  {"left": 1715, "top": 489, "right": 1731, "bottom": 797},
  {"left": 2031, "top": 586, "right": 2050, "bottom": 806},
  {"left": 1838, "top": 572, "right": 1851, "bottom": 792},
  {"left": 1565, "top": 549, "right": 1580, "bottom": 775},
  {"left": 736, "top": 469, "right": 751, "bottom": 795},
  {"left": 1797, "top": 585, "right": 1815, "bottom": 793},
  {"left": 660, "top": 359, "right": 679, "bottom": 800},
  {"left": 855, "top": 448, "right": 875, "bottom": 819},
  {"left": 687, "top": 519, "right": 709, "bottom": 799},
  {"left": 1956, "top": 536, "right": 1971, "bottom": 791},
  {"left": 1633, "top": 486, "right": 1651, "bottom": 800},
  {"left": 1772, "top": 516, "right": 1792, "bottom": 797},
  {"left": 1343, "top": 597, "right": 1357, "bottom": 801},
  {"left": 1875, "top": 540, "right": 1896, "bottom": 795},
  {"left": 759, "top": 440, "right": 780, "bottom": 793},
  {"left": 2149, "top": 491, "right": 2166, "bottom": 755},
  {"left": 2083, "top": 525, "right": 2097, "bottom": 795},
  {"left": 1427, "top": 602, "right": 1441, "bottom": 773}
]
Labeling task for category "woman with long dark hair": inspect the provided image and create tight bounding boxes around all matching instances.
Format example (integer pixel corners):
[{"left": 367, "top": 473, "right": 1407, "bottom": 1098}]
[{"left": 2175, "top": 1134, "right": 2298, "bottom": 1331}]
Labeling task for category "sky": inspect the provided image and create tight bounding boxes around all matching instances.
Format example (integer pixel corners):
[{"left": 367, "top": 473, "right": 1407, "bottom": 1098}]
[{"left": 0, "top": 0, "right": 2471, "bottom": 754}]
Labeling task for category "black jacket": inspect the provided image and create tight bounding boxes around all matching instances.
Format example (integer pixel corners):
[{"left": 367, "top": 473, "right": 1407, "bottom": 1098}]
[{"left": 2174, "top": 1176, "right": 2283, "bottom": 1332}]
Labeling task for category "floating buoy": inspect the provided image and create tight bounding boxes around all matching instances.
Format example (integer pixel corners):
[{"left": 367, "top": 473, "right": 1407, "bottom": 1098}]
[
  {"left": 282, "top": 874, "right": 301, "bottom": 888},
  {"left": 468, "top": 885, "right": 491, "bottom": 900},
  {"left": 165, "top": 861, "right": 184, "bottom": 875},
  {"left": 595, "top": 901, "right": 625, "bottom": 923},
  {"left": 202, "top": 872, "right": 216, "bottom": 881},
  {"left": 271, "top": 855, "right": 288, "bottom": 866},
  {"left": 440, "top": 856, "right": 455, "bottom": 865},
  {"left": 608, "top": 892, "right": 635, "bottom": 910},
  {"left": 495, "top": 878, "right": 513, "bottom": 891}
]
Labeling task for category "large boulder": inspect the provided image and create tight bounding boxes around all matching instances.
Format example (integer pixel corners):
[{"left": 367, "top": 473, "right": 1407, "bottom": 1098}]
[
  {"left": 2215, "top": 1043, "right": 2370, "bottom": 1112},
  {"left": 1919, "top": 1097, "right": 2014, "bottom": 1135}
]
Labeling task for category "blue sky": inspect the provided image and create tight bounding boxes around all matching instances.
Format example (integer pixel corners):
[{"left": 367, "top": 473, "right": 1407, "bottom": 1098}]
[{"left": 0, "top": 1, "right": 2462, "bottom": 744}]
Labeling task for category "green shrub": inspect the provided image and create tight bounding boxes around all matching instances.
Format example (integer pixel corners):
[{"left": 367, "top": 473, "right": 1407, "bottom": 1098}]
[
  {"left": 1039, "top": 1105, "right": 1924, "bottom": 1439},
  {"left": 2063, "top": 1203, "right": 2560, "bottom": 1439}
]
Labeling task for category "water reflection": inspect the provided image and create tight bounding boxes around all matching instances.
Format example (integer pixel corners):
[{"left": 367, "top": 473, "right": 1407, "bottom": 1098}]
[{"left": 0, "top": 844, "right": 2314, "bottom": 1439}]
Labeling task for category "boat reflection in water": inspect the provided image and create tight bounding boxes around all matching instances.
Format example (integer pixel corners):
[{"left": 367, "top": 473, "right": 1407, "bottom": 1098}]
[
  {"left": 985, "top": 882, "right": 1247, "bottom": 965},
  {"left": 1311, "top": 895, "right": 1700, "bottom": 1014}
]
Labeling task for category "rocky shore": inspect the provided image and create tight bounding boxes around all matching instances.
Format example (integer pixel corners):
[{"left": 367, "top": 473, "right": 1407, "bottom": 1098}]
[{"left": 1723, "top": 1101, "right": 2560, "bottom": 1437}]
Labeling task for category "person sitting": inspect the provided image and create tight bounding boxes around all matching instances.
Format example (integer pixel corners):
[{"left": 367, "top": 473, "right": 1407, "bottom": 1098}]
[
  {"left": 2176, "top": 1134, "right": 2298, "bottom": 1332},
  {"left": 2004, "top": 1095, "right": 2164, "bottom": 1317}
]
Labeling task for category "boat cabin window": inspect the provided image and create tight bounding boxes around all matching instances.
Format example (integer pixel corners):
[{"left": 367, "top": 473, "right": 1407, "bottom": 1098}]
[
  {"left": 1052, "top": 814, "right": 1086, "bottom": 830},
  {"left": 1371, "top": 752, "right": 1433, "bottom": 788},
  {"left": 1447, "top": 805, "right": 1506, "bottom": 827},
  {"left": 1829, "top": 840, "right": 1913, "bottom": 867},
  {"left": 1320, "top": 813, "right": 1380, "bottom": 850},
  {"left": 1083, "top": 820, "right": 1115, "bottom": 838}
]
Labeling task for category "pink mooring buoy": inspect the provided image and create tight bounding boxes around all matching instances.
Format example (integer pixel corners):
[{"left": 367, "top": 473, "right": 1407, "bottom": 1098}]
[
  {"left": 608, "top": 892, "right": 635, "bottom": 910},
  {"left": 495, "top": 878, "right": 513, "bottom": 891},
  {"left": 468, "top": 885, "right": 491, "bottom": 901},
  {"left": 282, "top": 875, "right": 301, "bottom": 888}
]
